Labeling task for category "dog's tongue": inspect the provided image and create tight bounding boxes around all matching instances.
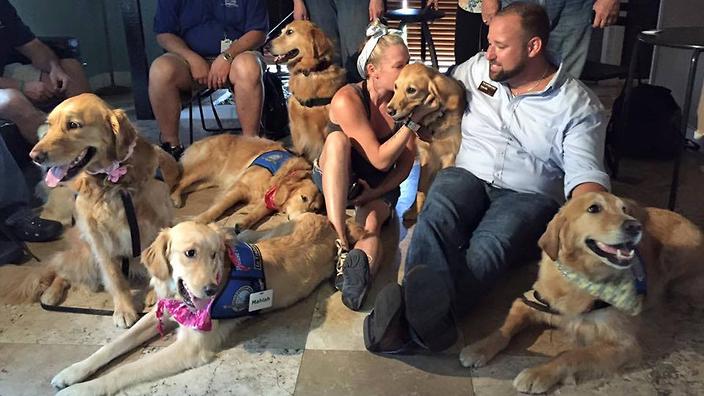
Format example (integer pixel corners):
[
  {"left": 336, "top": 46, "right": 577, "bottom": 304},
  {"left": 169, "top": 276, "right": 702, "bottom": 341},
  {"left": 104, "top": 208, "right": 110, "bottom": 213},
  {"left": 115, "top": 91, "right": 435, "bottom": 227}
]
[
  {"left": 274, "top": 54, "right": 286, "bottom": 64},
  {"left": 45, "top": 165, "right": 69, "bottom": 188},
  {"left": 597, "top": 241, "right": 634, "bottom": 262}
]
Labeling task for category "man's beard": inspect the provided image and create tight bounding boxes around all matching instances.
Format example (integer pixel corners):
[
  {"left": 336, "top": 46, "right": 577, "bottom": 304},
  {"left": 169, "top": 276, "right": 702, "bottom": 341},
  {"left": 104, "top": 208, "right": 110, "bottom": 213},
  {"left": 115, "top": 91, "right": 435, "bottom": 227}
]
[{"left": 489, "top": 58, "right": 527, "bottom": 82}]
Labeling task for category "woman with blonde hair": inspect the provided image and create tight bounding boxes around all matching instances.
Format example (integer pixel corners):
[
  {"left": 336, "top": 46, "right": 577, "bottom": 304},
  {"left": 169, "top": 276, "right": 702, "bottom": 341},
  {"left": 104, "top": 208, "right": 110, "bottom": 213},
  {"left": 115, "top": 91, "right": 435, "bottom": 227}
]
[{"left": 311, "top": 20, "right": 436, "bottom": 310}]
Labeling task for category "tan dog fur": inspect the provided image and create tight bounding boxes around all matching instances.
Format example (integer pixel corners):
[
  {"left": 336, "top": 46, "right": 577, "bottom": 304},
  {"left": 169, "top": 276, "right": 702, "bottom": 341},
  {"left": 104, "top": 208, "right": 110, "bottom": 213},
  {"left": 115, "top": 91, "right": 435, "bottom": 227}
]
[
  {"left": 269, "top": 20, "right": 346, "bottom": 162},
  {"left": 171, "top": 134, "right": 323, "bottom": 228},
  {"left": 8, "top": 93, "right": 176, "bottom": 328},
  {"left": 387, "top": 63, "right": 465, "bottom": 223},
  {"left": 459, "top": 192, "right": 704, "bottom": 393},
  {"left": 51, "top": 214, "right": 338, "bottom": 395}
]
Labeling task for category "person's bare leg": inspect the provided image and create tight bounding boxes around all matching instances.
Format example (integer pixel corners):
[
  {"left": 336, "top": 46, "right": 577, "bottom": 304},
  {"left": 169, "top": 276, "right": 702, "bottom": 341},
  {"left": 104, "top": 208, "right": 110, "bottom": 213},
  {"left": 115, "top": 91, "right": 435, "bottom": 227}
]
[
  {"left": 319, "top": 131, "right": 352, "bottom": 247},
  {"left": 148, "top": 53, "right": 193, "bottom": 146},
  {"left": 0, "top": 88, "right": 45, "bottom": 143},
  {"left": 230, "top": 52, "right": 263, "bottom": 137},
  {"left": 353, "top": 199, "right": 390, "bottom": 276},
  {"left": 58, "top": 59, "right": 90, "bottom": 97}
]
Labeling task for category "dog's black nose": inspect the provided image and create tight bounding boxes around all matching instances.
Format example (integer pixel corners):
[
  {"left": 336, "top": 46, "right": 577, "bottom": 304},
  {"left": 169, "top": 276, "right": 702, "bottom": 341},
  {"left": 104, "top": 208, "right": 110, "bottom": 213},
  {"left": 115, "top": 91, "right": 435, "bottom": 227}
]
[
  {"left": 387, "top": 108, "right": 396, "bottom": 117},
  {"left": 622, "top": 219, "right": 642, "bottom": 236},
  {"left": 30, "top": 150, "right": 47, "bottom": 164},
  {"left": 204, "top": 284, "right": 218, "bottom": 297}
]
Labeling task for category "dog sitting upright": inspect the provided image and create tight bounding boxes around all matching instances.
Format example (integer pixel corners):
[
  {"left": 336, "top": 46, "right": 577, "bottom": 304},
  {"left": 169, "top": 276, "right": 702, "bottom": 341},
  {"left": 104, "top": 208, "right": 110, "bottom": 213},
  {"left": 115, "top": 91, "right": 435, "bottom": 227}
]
[
  {"left": 268, "top": 20, "right": 346, "bottom": 163},
  {"left": 51, "top": 214, "right": 337, "bottom": 395},
  {"left": 27, "top": 93, "right": 177, "bottom": 328},
  {"left": 459, "top": 192, "right": 704, "bottom": 393},
  {"left": 387, "top": 63, "right": 465, "bottom": 223}
]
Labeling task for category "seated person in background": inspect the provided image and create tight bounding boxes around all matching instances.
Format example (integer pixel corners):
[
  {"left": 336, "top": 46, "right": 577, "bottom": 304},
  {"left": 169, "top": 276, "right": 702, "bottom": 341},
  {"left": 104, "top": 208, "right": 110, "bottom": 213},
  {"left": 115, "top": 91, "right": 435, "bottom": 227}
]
[
  {"left": 314, "top": 22, "right": 436, "bottom": 311},
  {"left": 150, "top": 0, "right": 269, "bottom": 159},
  {"left": 1, "top": 135, "right": 62, "bottom": 264},
  {"left": 364, "top": 2, "right": 610, "bottom": 353},
  {"left": 0, "top": 0, "right": 90, "bottom": 144}
]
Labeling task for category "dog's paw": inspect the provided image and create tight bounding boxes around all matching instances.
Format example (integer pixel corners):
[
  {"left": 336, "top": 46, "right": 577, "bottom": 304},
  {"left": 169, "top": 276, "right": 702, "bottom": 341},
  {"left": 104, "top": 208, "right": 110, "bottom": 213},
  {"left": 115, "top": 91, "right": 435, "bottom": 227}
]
[
  {"left": 55, "top": 381, "right": 104, "bottom": 396},
  {"left": 113, "top": 306, "right": 138, "bottom": 328},
  {"left": 170, "top": 193, "right": 183, "bottom": 208},
  {"left": 144, "top": 288, "right": 158, "bottom": 308},
  {"left": 513, "top": 365, "right": 562, "bottom": 394},
  {"left": 459, "top": 342, "right": 496, "bottom": 368},
  {"left": 52, "top": 363, "right": 90, "bottom": 390}
]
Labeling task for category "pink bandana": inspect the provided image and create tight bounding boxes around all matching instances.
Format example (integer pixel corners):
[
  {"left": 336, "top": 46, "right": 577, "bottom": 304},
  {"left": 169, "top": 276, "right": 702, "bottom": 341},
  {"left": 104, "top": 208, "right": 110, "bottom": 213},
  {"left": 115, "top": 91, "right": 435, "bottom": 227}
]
[{"left": 155, "top": 297, "right": 214, "bottom": 335}]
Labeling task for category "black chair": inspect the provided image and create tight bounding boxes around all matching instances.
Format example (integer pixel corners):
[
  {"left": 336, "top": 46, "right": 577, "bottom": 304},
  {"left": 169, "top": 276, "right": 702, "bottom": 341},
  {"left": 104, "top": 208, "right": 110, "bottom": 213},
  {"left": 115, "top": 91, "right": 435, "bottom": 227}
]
[{"left": 384, "top": 1, "right": 445, "bottom": 69}]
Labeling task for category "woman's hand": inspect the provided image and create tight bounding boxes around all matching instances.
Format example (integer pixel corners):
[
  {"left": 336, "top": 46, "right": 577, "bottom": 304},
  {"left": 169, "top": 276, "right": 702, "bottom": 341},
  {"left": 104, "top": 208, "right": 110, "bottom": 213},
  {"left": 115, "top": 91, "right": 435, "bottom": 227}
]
[
  {"left": 482, "top": 0, "right": 500, "bottom": 25},
  {"left": 293, "top": 0, "right": 308, "bottom": 20},
  {"left": 351, "top": 179, "right": 379, "bottom": 207},
  {"left": 369, "top": 0, "right": 384, "bottom": 21}
]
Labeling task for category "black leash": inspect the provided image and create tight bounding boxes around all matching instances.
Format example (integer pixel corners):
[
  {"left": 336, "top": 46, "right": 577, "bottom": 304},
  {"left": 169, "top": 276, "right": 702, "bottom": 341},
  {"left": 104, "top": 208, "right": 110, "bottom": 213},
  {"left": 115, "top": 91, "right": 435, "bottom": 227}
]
[{"left": 41, "top": 189, "right": 142, "bottom": 316}]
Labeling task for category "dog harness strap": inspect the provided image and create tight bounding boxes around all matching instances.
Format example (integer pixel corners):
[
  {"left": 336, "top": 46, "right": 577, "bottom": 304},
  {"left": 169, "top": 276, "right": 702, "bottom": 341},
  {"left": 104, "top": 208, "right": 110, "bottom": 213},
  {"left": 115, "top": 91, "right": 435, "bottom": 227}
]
[
  {"left": 119, "top": 189, "right": 141, "bottom": 258},
  {"left": 250, "top": 150, "right": 294, "bottom": 175},
  {"left": 210, "top": 241, "right": 266, "bottom": 319},
  {"left": 296, "top": 96, "right": 333, "bottom": 108}
]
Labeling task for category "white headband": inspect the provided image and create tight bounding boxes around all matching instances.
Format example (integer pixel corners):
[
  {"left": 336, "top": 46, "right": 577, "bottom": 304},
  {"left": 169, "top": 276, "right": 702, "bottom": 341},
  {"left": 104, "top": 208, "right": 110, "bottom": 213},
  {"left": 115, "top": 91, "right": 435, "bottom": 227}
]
[{"left": 356, "top": 20, "right": 404, "bottom": 79}]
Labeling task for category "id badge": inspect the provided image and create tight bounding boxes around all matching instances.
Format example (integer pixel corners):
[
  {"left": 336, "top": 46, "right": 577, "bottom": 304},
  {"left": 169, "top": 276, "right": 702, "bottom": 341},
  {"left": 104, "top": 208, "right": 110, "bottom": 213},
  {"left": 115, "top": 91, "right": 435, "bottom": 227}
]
[{"left": 220, "top": 38, "right": 233, "bottom": 53}]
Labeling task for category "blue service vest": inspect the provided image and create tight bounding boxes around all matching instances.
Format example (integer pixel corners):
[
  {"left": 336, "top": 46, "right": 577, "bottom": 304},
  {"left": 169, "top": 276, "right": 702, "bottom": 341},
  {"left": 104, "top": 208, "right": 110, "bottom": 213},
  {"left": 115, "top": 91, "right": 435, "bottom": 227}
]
[
  {"left": 250, "top": 150, "right": 293, "bottom": 175},
  {"left": 210, "top": 241, "right": 267, "bottom": 319}
]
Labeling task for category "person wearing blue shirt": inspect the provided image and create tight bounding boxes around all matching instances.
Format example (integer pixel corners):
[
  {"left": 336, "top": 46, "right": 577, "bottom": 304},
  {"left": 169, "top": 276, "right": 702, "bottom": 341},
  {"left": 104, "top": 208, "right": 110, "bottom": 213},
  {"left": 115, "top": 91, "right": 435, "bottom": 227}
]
[
  {"left": 364, "top": 2, "right": 610, "bottom": 354},
  {"left": 150, "top": 0, "right": 269, "bottom": 159}
]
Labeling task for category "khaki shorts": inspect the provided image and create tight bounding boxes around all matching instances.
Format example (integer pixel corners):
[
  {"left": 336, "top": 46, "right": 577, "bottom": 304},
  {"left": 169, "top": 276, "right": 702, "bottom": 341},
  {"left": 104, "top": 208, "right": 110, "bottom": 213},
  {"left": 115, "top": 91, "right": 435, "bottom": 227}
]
[
  {"left": 167, "top": 51, "right": 266, "bottom": 91},
  {"left": 2, "top": 63, "right": 42, "bottom": 82}
]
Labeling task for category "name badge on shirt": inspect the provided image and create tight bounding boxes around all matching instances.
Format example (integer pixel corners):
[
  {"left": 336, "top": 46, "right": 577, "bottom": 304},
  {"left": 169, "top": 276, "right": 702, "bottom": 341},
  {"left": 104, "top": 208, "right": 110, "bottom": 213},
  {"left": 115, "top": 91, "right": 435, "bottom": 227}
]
[
  {"left": 478, "top": 81, "right": 497, "bottom": 97},
  {"left": 220, "top": 38, "right": 233, "bottom": 53}
]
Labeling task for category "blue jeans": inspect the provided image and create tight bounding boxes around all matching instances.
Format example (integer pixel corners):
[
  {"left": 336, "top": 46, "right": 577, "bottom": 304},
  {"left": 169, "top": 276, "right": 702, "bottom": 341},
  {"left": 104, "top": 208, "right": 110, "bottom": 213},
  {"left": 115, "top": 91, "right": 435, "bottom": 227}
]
[
  {"left": 0, "top": 135, "right": 30, "bottom": 215},
  {"left": 303, "top": 0, "right": 369, "bottom": 81},
  {"left": 502, "top": 0, "right": 593, "bottom": 78},
  {"left": 405, "top": 167, "right": 559, "bottom": 316}
]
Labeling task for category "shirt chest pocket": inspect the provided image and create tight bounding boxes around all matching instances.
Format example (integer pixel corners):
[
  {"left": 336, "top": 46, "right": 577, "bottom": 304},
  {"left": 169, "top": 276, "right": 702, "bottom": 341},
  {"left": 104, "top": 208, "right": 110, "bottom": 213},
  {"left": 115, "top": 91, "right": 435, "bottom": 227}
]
[{"left": 508, "top": 113, "right": 559, "bottom": 161}]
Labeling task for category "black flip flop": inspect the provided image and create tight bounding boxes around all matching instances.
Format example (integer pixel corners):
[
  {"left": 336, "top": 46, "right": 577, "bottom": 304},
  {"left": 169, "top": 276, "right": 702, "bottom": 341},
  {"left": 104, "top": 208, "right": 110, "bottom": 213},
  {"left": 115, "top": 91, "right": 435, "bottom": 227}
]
[{"left": 404, "top": 265, "right": 457, "bottom": 352}]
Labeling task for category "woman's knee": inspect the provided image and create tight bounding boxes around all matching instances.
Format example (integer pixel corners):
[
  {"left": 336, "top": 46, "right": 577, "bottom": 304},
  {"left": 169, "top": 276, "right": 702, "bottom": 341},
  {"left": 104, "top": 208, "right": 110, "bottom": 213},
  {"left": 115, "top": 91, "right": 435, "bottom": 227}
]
[{"left": 229, "top": 52, "right": 262, "bottom": 87}]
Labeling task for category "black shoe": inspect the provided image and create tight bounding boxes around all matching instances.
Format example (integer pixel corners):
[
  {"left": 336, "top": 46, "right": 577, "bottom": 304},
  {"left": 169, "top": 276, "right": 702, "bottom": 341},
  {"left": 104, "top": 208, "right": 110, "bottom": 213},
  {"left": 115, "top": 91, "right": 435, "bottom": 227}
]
[
  {"left": 160, "top": 142, "right": 185, "bottom": 161},
  {"left": 403, "top": 265, "right": 457, "bottom": 352},
  {"left": 364, "top": 283, "right": 417, "bottom": 354},
  {"left": 4, "top": 210, "right": 63, "bottom": 243},
  {"left": 340, "top": 249, "right": 370, "bottom": 311},
  {"left": 0, "top": 240, "right": 23, "bottom": 264}
]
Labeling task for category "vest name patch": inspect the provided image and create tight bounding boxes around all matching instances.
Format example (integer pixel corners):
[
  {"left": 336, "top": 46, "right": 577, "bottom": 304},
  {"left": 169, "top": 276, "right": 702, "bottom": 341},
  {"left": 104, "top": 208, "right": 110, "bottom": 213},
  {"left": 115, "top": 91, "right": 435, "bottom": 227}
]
[{"left": 249, "top": 289, "right": 274, "bottom": 311}]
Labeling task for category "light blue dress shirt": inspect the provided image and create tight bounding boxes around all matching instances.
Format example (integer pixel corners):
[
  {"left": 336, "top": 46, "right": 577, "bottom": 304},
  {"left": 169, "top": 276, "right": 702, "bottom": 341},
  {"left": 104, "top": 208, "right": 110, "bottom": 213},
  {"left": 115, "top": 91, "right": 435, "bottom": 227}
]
[{"left": 451, "top": 52, "right": 611, "bottom": 204}]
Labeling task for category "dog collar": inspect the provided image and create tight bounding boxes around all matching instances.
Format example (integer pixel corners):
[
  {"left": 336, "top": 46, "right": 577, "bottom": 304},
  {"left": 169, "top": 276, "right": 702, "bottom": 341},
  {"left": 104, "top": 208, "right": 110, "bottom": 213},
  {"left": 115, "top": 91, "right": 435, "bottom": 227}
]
[
  {"left": 264, "top": 185, "right": 278, "bottom": 210},
  {"left": 295, "top": 96, "right": 333, "bottom": 108},
  {"left": 86, "top": 139, "right": 137, "bottom": 183},
  {"left": 554, "top": 257, "right": 645, "bottom": 316},
  {"left": 295, "top": 59, "right": 332, "bottom": 77}
]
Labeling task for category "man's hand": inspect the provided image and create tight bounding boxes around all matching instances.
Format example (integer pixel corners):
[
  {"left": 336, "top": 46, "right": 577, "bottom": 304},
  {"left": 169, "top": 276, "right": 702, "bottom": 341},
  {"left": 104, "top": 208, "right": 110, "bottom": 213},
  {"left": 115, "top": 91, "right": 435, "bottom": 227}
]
[
  {"left": 369, "top": 0, "right": 384, "bottom": 21},
  {"left": 23, "top": 81, "right": 53, "bottom": 102},
  {"left": 48, "top": 64, "right": 70, "bottom": 95},
  {"left": 351, "top": 179, "right": 379, "bottom": 207},
  {"left": 593, "top": 0, "right": 620, "bottom": 28},
  {"left": 293, "top": 0, "right": 308, "bottom": 20},
  {"left": 208, "top": 56, "right": 231, "bottom": 89},
  {"left": 410, "top": 94, "right": 441, "bottom": 123},
  {"left": 482, "top": 0, "right": 500, "bottom": 25},
  {"left": 187, "top": 55, "right": 210, "bottom": 86},
  {"left": 427, "top": 0, "right": 439, "bottom": 9}
]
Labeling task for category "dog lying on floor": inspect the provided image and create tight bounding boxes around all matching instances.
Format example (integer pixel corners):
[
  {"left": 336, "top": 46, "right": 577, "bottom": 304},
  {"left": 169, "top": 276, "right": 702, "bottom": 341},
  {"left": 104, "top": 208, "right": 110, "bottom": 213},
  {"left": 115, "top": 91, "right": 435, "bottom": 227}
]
[
  {"left": 170, "top": 134, "right": 323, "bottom": 228},
  {"left": 13, "top": 93, "right": 178, "bottom": 328},
  {"left": 51, "top": 214, "right": 338, "bottom": 395},
  {"left": 386, "top": 63, "right": 465, "bottom": 223},
  {"left": 459, "top": 192, "right": 704, "bottom": 393},
  {"left": 268, "top": 20, "right": 346, "bottom": 163}
]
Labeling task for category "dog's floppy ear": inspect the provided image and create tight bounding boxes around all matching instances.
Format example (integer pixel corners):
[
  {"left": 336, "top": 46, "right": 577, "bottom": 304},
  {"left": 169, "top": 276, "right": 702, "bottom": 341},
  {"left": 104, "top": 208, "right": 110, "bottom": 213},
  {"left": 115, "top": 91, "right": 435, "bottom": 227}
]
[
  {"left": 109, "top": 109, "right": 137, "bottom": 161},
  {"left": 538, "top": 211, "right": 565, "bottom": 261},
  {"left": 142, "top": 228, "right": 171, "bottom": 281},
  {"left": 310, "top": 27, "right": 333, "bottom": 63},
  {"left": 622, "top": 197, "right": 646, "bottom": 222}
]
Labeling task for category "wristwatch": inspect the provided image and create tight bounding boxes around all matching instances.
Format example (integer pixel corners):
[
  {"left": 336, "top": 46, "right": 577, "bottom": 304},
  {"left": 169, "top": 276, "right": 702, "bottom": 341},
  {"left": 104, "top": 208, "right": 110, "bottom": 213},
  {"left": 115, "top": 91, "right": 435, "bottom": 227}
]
[
  {"left": 221, "top": 52, "right": 234, "bottom": 63},
  {"left": 404, "top": 119, "right": 422, "bottom": 133}
]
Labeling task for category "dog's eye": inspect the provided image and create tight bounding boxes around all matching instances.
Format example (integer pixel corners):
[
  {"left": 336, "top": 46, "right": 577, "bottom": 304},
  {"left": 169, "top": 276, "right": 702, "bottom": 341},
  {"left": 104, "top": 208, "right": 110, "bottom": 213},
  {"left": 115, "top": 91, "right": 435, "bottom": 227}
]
[
  {"left": 286, "top": 29, "right": 293, "bottom": 35},
  {"left": 301, "top": 195, "right": 308, "bottom": 203},
  {"left": 185, "top": 249, "right": 197, "bottom": 258},
  {"left": 406, "top": 87, "right": 416, "bottom": 95},
  {"left": 622, "top": 206, "right": 627, "bottom": 212},
  {"left": 587, "top": 204, "right": 601, "bottom": 214},
  {"left": 211, "top": 252, "right": 216, "bottom": 260},
  {"left": 67, "top": 121, "right": 82, "bottom": 130}
]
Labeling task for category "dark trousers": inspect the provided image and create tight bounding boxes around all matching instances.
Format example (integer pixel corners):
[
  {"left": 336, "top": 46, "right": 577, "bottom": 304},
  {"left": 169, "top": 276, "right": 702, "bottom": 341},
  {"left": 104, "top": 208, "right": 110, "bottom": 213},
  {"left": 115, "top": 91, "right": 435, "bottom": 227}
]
[
  {"left": 455, "top": 7, "right": 488, "bottom": 65},
  {"left": 405, "top": 167, "right": 559, "bottom": 316}
]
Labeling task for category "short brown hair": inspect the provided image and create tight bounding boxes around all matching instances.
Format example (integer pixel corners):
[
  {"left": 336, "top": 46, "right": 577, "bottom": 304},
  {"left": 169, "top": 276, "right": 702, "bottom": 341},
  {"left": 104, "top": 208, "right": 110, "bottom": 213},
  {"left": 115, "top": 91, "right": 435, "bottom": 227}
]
[{"left": 496, "top": 2, "right": 550, "bottom": 48}]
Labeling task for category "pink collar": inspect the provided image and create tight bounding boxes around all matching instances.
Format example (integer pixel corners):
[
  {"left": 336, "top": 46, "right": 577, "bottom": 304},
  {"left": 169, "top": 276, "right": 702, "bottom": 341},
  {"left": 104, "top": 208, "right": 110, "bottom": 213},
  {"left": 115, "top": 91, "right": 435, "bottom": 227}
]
[
  {"left": 155, "top": 298, "right": 214, "bottom": 335},
  {"left": 87, "top": 139, "right": 137, "bottom": 183}
]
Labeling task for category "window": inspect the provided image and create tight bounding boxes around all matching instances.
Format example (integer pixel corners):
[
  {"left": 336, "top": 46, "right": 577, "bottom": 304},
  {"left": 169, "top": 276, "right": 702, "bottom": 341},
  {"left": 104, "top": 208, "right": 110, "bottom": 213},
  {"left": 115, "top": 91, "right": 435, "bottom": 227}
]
[{"left": 385, "top": 1, "right": 459, "bottom": 71}]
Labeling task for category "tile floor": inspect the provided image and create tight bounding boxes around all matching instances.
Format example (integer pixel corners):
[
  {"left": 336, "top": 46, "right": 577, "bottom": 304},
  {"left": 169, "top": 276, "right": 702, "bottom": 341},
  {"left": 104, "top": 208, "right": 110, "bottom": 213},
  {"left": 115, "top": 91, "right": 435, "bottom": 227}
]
[{"left": 2, "top": 79, "right": 704, "bottom": 395}]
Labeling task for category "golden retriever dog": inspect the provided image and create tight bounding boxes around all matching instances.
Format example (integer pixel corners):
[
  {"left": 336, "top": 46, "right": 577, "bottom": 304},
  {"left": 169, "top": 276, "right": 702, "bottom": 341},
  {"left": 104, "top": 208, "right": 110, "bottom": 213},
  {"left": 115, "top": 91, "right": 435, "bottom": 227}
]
[
  {"left": 22, "top": 93, "right": 176, "bottom": 328},
  {"left": 387, "top": 63, "right": 465, "bottom": 223},
  {"left": 459, "top": 192, "right": 704, "bottom": 393},
  {"left": 171, "top": 134, "right": 323, "bottom": 228},
  {"left": 51, "top": 214, "right": 337, "bottom": 395},
  {"left": 268, "top": 20, "right": 346, "bottom": 162}
]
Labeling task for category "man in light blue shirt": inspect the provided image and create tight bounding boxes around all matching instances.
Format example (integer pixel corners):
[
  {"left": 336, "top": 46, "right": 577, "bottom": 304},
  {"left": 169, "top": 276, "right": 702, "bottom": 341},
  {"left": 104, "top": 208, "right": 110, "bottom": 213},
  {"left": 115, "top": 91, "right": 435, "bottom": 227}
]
[{"left": 364, "top": 2, "right": 609, "bottom": 354}]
